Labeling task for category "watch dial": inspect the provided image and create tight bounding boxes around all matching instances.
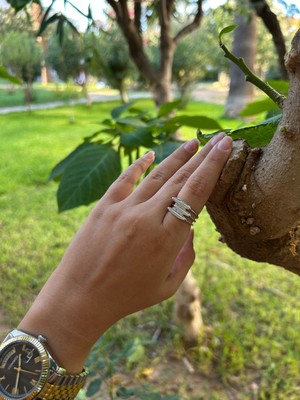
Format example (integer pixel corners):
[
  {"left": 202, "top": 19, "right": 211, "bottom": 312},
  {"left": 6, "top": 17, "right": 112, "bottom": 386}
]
[{"left": 0, "top": 341, "right": 43, "bottom": 399}]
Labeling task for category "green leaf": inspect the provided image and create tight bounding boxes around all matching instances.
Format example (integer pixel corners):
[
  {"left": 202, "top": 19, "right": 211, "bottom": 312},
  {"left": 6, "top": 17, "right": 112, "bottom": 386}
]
[
  {"left": 49, "top": 142, "right": 94, "bottom": 182},
  {"left": 116, "top": 116, "right": 147, "bottom": 128},
  {"left": 121, "top": 127, "right": 154, "bottom": 148},
  {"left": 197, "top": 115, "right": 281, "bottom": 148},
  {"left": 86, "top": 378, "right": 102, "bottom": 397},
  {"left": 240, "top": 98, "right": 278, "bottom": 116},
  {"left": 152, "top": 141, "right": 182, "bottom": 164},
  {"left": 111, "top": 101, "right": 136, "bottom": 119},
  {"left": 267, "top": 80, "right": 289, "bottom": 95},
  {"left": 158, "top": 100, "right": 182, "bottom": 117},
  {"left": 0, "top": 66, "right": 22, "bottom": 85},
  {"left": 168, "top": 115, "right": 222, "bottom": 130},
  {"left": 230, "top": 114, "right": 281, "bottom": 147},
  {"left": 57, "top": 144, "right": 121, "bottom": 212},
  {"left": 126, "top": 338, "right": 145, "bottom": 369},
  {"left": 116, "top": 387, "right": 138, "bottom": 398},
  {"left": 218, "top": 24, "right": 238, "bottom": 43},
  {"left": 6, "top": 0, "right": 31, "bottom": 11}
]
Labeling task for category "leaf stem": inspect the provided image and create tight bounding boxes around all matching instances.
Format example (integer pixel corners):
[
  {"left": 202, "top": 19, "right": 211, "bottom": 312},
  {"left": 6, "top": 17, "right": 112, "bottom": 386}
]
[{"left": 219, "top": 41, "right": 286, "bottom": 109}]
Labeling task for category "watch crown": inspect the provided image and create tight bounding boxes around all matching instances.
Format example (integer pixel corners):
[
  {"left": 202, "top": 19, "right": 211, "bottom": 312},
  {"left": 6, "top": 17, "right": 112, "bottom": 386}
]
[{"left": 38, "top": 334, "right": 47, "bottom": 343}]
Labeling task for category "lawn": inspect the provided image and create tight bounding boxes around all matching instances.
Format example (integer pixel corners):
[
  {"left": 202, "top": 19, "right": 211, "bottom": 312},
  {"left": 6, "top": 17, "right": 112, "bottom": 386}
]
[{"left": 1, "top": 100, "right": 300, "bottom": 399}]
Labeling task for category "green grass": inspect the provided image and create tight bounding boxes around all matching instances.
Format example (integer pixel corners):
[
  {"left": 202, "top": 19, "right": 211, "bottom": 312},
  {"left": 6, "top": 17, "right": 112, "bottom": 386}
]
[{"left": 1, "top": 100, "right": 300, "bottom": 399}]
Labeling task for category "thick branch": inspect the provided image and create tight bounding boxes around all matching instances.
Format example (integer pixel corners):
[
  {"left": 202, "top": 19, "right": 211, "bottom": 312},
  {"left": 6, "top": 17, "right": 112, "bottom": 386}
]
[
  {"left": 249, "top": 0, "right": 288, "bottom": 80},
  {"left": 159, "top": 0, "right": 175, "bottom": 76},
  {"left": 105, "top": 0, "right": 156, "bottom": 84},
  {"left": 173, "top": 0, "right": 203, "bottom": 44},
  {"left": 206, "top": 29, "right": 300, "bottom": 274}
]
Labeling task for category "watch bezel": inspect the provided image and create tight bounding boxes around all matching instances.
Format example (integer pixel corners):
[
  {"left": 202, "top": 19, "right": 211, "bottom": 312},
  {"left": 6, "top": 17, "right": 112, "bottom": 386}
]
[{"left": 0, "top": 334, "right": 50, "bottom": 400}]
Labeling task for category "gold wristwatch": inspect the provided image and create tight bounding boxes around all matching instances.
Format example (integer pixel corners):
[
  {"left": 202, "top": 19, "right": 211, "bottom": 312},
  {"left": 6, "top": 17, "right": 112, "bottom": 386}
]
[{"left": 0, "top": 329, "right": 88, "bottom": 400}]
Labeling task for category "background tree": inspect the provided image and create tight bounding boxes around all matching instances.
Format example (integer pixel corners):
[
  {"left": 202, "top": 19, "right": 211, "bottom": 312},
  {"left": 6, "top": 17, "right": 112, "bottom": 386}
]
[
  {"left": 86, "top": 27, "right": 136, "bottom": 103},
  {"left": 225, "top": 9, "right": 257, "bottom": 117},
  {"left": 0, "top": 31, "right": 42, "bottom": 103}
]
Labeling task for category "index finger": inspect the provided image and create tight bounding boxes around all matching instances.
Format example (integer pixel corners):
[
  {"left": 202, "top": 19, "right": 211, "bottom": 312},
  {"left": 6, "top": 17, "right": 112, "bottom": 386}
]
[{"left": 163, "top": 135, "right": 232, "bottom": 229}]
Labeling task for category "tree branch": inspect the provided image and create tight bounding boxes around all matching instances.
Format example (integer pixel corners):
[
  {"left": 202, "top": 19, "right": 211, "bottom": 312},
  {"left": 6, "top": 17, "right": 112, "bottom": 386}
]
[
  {"left": 173, "top": 0, "right": 203, "bottom": 44},
  {"left": 220, "top": 37, "right": 286, "bottom": 108},
  {"left": 249, "top": 0, "right": 288, "bottom": 79},
  {"left": 134, "top": 0, "right": 142, "bottom": 34}
]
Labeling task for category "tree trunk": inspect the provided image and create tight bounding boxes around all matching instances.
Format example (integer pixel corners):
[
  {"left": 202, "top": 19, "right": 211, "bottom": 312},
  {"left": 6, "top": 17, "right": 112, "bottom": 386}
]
[
  {"left": 207, "top": 29, "right": 300, "bottom": 276},
  {"left": 249, "top": 0, "right": 288, "bottom": 80},
  {"left": 119, "top": 80, "right": 129, "bottom": 104},
  {"left": 225, "top": 12, "right": 257, "bottom": 117}
]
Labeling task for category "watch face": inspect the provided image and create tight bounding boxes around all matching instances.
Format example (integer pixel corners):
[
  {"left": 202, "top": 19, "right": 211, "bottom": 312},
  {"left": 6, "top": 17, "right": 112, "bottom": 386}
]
[{"left": 0, "top": 337, "right": 48, "bottom": 400}]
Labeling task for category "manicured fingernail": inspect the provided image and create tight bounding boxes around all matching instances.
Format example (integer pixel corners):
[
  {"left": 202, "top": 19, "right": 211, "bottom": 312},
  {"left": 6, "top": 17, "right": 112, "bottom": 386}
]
[
  {"left": 143, "top": 151, "right": 155, "bottom": 161},
  {"left": 184, "top": 138, "right": 199, "bottom": 153},
  {"left": 210, "top": 132, "right": 226, "bottom": 146},
  {"left": 217, "top": 136, "right": 233, "bottom": 151}
]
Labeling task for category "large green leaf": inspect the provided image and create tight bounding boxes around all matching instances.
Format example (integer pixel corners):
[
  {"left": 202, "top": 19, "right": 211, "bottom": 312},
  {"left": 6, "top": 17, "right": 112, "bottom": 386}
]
[
  {"left": 111, "top": 101, "right": 136, "bottom": 119},
  {"left": 49, "top": 142, "right": 94, "bottom": 182},
  {"left": 0, "top": 66, "right": 22, "bottom": 84},
  {"left": 6, "top": 0, "right": 32, "bottom": 11},
  {"left": 230, "top": 115, "right": 281, "bottom": 147},
  {"left": 57, "top": 144, "right": 121, "bottom": 212},
  {"left": 152, "top": 141, "right": 182, "bottom": 164},
  {"left": 158, "top": 100, "right": 182, "bottom": 117},
  {"left": 120, "top": 127, "right": 154, "bottom": 148},
  {"left": 240, "top": 98, "right": 278, "bottom": 116},
  {"left": 198, "top": 115, "right": 281, "bottom": 148},
  {"left": 168, "top": 115, "right": 222, "bottom": 130},
  {"left": 267, "top": 80, "right": 289, "bottom": 95},
  {"left": 116, "top": 116, "right": 147, "bottom": 128}
]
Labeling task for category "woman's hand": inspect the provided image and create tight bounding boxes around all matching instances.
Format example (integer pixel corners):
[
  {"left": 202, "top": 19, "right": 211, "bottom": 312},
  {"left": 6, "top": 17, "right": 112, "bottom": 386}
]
[{"left": 18, "top": 133, "right": 232, "bottom": 373}]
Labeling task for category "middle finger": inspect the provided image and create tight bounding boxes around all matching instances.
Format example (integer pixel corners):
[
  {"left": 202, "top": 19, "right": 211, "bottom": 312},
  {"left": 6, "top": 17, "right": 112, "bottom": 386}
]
[{"left": 132, "top": 133, "right": 225, "bottom": 204}]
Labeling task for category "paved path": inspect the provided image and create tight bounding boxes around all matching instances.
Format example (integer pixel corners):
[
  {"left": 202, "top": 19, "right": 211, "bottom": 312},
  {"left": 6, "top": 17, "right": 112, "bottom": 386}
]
[
  {"left": 0, "top": 91, "right": 152, "bottom": 115},
  {"left": 0, "top": 86, "right": 227, "bottom": 115}
]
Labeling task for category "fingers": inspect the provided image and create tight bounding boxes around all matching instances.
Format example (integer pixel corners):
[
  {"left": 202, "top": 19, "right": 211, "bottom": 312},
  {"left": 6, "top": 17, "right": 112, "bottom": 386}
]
[
  {"left": 130, "top": 138, "right": 200, "bottom": 203},
  {"left": 131, "top": 133, "right": 227, "bottom": 204},
  {"left": 163, "top": 135, "right": 232, "bottom": 229},
  {"left": 164, "top": 229, "right": 195, "bottom": 296},
  {"left": 104, "top": 151, "right": 155, "bottom": 203}
]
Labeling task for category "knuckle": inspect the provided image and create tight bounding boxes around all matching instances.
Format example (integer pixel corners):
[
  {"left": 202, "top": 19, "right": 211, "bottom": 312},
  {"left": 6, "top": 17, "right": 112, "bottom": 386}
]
[
  {"left": 148, "top": 169, "right": 166, "bottom": 184},
  {"left": 187, "top": 174, "right": 208, "bottom": 197},
  {"left": 172, "top": 170, "right": 191, "bottom": 186}
]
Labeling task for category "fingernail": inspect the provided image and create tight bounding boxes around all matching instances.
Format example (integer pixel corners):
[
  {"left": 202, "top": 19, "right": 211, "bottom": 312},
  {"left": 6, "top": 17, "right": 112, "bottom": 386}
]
[
  {"left": 143, "top": 151, "right": 155, "bottom": 161},
  {"left": 184, "top": 138, "right": 199, "bottom": 153},
  {"left": 210, "top": 132, "right": 226, "bottom": 146},
  {"left": 217, "top": 136, "right": 233, "bottom": 151}
]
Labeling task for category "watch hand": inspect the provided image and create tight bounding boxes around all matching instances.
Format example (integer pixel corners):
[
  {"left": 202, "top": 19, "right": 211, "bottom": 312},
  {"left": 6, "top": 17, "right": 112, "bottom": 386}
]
[
  {"left": 14, "top": 367, "right": 39, "bottom": 376},
  {"left": 13, "top": 354, "right": 21, "bottom": 393}
]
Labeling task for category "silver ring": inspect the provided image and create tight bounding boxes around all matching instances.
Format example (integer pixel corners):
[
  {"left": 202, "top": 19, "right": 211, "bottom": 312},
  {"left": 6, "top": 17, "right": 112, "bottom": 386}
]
[{"left": 167, "top": 197, "right": 198, "bottom": 225}]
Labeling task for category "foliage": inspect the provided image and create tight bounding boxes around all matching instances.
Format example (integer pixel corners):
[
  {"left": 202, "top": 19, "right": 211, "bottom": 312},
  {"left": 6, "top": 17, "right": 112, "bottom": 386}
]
[
  {"left": 0, "top": 66, "right": 22, "bottom": 85},
  {"left": 0, "top": 31, "right": 42, "bottom": 84},
  {"left": 47, "top": 28, "right": 86, "bottom": 82},
  {"left": 49, "top": 100, "right": 222, "bottom": 212},
  {"left": 85, "top": 28, "right": 136, "bottom": 102}
]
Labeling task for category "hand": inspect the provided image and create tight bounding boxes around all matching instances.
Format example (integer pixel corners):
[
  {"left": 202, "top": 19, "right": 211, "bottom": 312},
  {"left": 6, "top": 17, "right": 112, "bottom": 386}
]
[
  {"left": 18, "top": 133, "right": 232, "bottom": 373},
  {"left": 13, "top": 354, "right": 21, "bottom": 395}
]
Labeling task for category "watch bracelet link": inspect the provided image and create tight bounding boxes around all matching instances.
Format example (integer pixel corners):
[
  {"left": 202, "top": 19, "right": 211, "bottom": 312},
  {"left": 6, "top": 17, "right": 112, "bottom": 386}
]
[{"left": 36, "top": 369, "right": 88, "bottom": 400}]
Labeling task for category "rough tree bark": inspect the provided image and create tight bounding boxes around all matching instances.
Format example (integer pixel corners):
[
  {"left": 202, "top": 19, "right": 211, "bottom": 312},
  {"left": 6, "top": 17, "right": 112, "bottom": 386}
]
[
  {"left": 207, "top": 29, "right": 300, "bottom": 275},
  {"left": 225, "top": 11, "right": 257, "bottom": 117},
  {"left": 105, "top": 0, "right": 203, "bottom": 106},
  {"left": 249, "top": 0, "right": 288, "bottom": 80}
]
